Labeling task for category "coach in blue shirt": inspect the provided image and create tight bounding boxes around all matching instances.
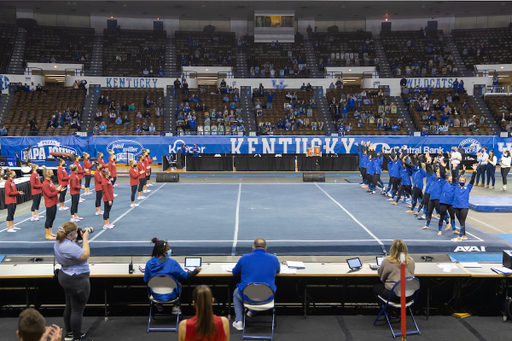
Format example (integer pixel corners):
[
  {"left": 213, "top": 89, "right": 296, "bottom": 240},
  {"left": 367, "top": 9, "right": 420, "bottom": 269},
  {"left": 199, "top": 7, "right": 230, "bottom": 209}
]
[{"left": 232, "top": 238, "right": 280, "bottom": 330}]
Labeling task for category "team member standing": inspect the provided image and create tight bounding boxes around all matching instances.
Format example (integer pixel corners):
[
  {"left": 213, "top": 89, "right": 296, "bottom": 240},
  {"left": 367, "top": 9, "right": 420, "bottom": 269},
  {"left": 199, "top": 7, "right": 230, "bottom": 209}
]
[
  {"left": 94, "top": 162, "right": 104, "bottom": 216},
  {"left": 57, "top": 159, "right": 70, "bottom": 211},
  {"left": 96, "top": 152, "right": 106, "bottom": 169},
  {"left": 69, "top": 165, "right": 85, "bottom": 223},
  {"left": 129, "top": 160, "right": 143, "bottom": 208},
  {"left": 42, "top": 166, "right": 63, "bottom": 239},
  {"left": 437, "top": 161, "right": 457, "bottom": 235},
  {"left": 232, "top": 238, "right": 280, "bottom": 331},
  {"left": 422, "top": 155, "right": 442, "bottom": 230},
  {"left": 450, "top": 146, "right": 462, "bottom": 174},
  {"left": 101, "top": 169, "right": 115, "bottom": 229},
  {"left": 30, "top": 164, "right": 44, "bottom": 221},
  {"left": 452, "top": 163, "right": 478, "bottom": 241},
  {"left": 144, "top": 149, "right": 157, "bottom": 188},
  {"left": 82, "top": 153, "right": 94, "bottom": 196},
  {"left": 392, "top": 155, "right": 412, "bottom": 205},
  {"left": 499, "top": 150, "right": 511, "bottom": 191},
  {"left": 475, "top": 148, "right": 488, "bottom": 187},
  {"left": 137, "top": 155, "right": 147, "bottom": 200},
  {"left": 406, "top": 155, "right": 426, "bottom": 214},
  {"left": 73, "top": 155, "right": 86, "bottom": 203},
  {"left": 5, "top": 170, "right": 24, "bottom": 233},
  {"left": 107, "top": 154, "right": 119, "bottom": 196},
  {"left": 486, "top": 150, "right": 497, "bottom": 189}
]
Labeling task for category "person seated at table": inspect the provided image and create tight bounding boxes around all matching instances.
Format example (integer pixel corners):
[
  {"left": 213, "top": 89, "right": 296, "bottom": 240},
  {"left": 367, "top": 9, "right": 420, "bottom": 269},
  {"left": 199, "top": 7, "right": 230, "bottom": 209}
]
[
  {"left": 144, "top": 237, "right": 201, "bottom": 312},
  {"left": 373, "top": 239, "right": 415, "bottom": 301},
  {"left": 178, "top": 285, "right": 229, "bottom": 341}
]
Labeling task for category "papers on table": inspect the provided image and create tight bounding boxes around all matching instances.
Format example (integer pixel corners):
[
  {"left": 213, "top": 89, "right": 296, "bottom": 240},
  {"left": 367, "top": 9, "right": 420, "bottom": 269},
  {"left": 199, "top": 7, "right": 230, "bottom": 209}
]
[
  {"left": 280, "top": 266, "right": 297, "bottom": 275},
  {"left": 459, "top": 262, "right": 482, "bottom": 268},
  {"left": 286, "top": 261, "right": 305, "bottom": 269},
  {"left": 437, "top": 263, "right": 458, "bottom": 273},
  {"left": 491, "top": 267, "right": 512, "bottom": 275},
  {"left": 221, "top": 265, "right": 234, "bottom": 273}
]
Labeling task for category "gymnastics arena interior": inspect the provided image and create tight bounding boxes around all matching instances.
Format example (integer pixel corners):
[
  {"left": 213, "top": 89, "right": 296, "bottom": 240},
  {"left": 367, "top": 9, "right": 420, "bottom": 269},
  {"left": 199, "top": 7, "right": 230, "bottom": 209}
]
[{"left": 1, "top": 1, "right": 512, "bottom": 340}]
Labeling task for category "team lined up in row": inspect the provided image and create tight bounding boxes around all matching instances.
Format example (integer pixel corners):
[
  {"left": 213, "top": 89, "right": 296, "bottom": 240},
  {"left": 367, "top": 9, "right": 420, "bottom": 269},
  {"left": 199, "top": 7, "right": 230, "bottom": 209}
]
[
  {"left": 356, "top": 142, "right": 511, "bottom": 242},
  {"left": 4, "top": 149, "right": 157, "bottom": 238}
]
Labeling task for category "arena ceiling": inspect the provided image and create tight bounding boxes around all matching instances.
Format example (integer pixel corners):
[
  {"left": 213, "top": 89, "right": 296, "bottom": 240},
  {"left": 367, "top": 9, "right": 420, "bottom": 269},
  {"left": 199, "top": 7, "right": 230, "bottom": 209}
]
[{"left": 2, "top": 1, "right": 512, "bottom": 21}]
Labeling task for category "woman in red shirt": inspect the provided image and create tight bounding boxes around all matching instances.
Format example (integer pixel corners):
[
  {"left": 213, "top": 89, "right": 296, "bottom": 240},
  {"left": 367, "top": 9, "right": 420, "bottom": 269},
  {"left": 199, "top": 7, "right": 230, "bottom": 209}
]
[
  {"left": 82, "top": 153, "right": 94, "bottom": 196},
  {"left": 4, "top": 170, "right": 24, "bottom": 233},
  {"left": 94, "top": 162, "right": 104, "bottom": 216},
  {"left": 144, "top": 149, "right": 157, "bottom": 189},
  {"left": 129, "top": 160, "right": 143, "bottom": 208},
  {"left": 57, "top": 159, "right": 70, "bottom": 211},
  {"left": 178, "top": 285, "right": 229, "bottom": 341},
  {"left": 30, "top": 164, "right": 44, "bottom": 222},
  {"left": 108, "top": 154, "right": 118, "bottom": 188},
  {"left": 69, "top": 164, "right": 85, "bottom": 222},
  {"left": 101, "top": 169, "right": 115, "bottom": 229},
  {"left": 73, "top": 155, "right": 86, "bottom": 203},
  {"left": 97, "top": 152, "right": 106, "bottom": 169},
  {"left": 137, "top": 155, "right": 147, "bottom": 200},
  {"left": 42, "top": 166, "right": 63, "bottom": 239}
]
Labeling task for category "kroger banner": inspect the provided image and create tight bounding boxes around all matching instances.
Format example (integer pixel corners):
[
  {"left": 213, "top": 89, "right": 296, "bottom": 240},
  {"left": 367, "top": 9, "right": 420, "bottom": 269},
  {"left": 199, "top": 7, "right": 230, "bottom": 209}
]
[{"left": 1, "top": 136, "right": 511, "bottom": 163}]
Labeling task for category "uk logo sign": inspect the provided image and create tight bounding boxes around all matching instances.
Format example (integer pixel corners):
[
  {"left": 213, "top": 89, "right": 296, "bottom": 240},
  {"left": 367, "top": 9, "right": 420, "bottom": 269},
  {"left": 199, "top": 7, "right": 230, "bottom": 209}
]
[{"left": 0, "top": 75, "right": 9, "bottom": 91}]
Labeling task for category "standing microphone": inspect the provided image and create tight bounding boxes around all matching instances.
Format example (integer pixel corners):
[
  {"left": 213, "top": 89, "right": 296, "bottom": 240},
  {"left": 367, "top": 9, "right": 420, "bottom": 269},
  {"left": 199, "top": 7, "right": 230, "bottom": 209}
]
[{"left": 129, "top": 252, "right": 134, "bottom": 274}]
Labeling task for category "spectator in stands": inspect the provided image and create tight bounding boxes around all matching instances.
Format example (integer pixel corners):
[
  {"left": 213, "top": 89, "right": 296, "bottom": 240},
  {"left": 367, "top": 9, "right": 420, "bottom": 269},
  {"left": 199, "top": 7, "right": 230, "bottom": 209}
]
[
  {"left": 143, "top": 110, "right": 151, "bottom": 119},
  {"left": 29, "top": 118, "right": 38, "bottom": 136},
  {"left": 506, "top": 121, "right": 512, "bottom": 133},
  {"left": 70, "top": 119, "right": 80, "bottom": 131},
  {"left": 115, "top": 116, "right": 122, "bottom": 126},
  {"left": 182, "top": 79, "right": 189, "bottom": 94},
  {"left": 128, "top": 103, "right": 135, "bottom": 111},
  {"left": 94, "top": 110, "right": 102, "bottom": 122},
  {"left": 232, "top": 238, "right": 280, "bottom": 330},
  {"left": 16, "top": 308, "right": 62, "bottom": 341},
  {"left": 452, "top": 78, "right": 459, "bottom": 93},
  {"left": 29, "top": 82, "right": 36, "bottom": 92},
  {"left": 135, "top": 111, "right": 142, "bottom": 119},
  {"left": 173, "top": 78, "right": 181, "bottom": 98},
  {"left": 135, "top": 124, "right": 141, "bottom": 133},
  {"left": 122, "top": 115, "right": 130, "bottom": 125},
  {"left": 108, "top": 111, "right": 116, "bottom": 123},
  {"left": 99, "top": 122, "right": 107, "bottom": 133},
  {"left": 105, "top": 96, "right": 111, "bottom": 105},
  {"left": 98, "top": 96, "right": 105, "bottom": 105},
  {"left": 92, "top": 124, "right": 99, "bottom": 134},
  {"left": 142, "top": 68, "right": 149, "bottom": 76},
  {"left": 141, "top": 123, "right": 149, "bottom": 132},
  {"left": 329, "top": 82, "right": 335, "bottom": 89},
  {"left": 265, "top": 90, "right": 275, "bottom": 109}
]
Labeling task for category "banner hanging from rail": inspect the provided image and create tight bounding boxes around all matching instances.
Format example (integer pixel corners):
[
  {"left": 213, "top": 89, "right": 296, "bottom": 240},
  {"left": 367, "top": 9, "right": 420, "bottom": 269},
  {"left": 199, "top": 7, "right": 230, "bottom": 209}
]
[{"left": 1, "top": 136, "right": 511, "bottom": 164}]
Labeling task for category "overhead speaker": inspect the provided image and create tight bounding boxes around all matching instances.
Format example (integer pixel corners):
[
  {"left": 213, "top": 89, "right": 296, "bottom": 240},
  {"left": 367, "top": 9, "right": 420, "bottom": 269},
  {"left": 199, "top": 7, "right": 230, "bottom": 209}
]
[
  {"left": 303, "top": 173, "right": 325, "bottom": 182},
  {"left": 156, "top": 172, "right": 180, "bottom": 182}
]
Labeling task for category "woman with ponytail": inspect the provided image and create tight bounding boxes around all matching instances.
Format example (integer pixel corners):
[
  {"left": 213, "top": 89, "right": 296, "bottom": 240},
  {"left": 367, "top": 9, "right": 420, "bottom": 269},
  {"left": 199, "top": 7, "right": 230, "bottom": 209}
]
[
  {"left": 129, "top": 159, "right": 142, "bottom": 208},
  {"left": 144, "top": 237, "right": 201, "bottom": 312},
  {"left": 101, "top": 169, "right": 115, "bottom": 230},
  {"left": 73, "top": 155, "right": 86, "bottom": 203},
  {"left": 82, "top": 153, "right": 94, "bottom": 196},
  {"left": 179, "top": 285, "right": 229, "bottom": 341},
  {"left": 30, "top": 164, "right": 44, "bottom": 221},
  {"left": 57, "top": 158, "right": 70, "bottom": 211},
  {"left": 42, "top": 166, "right": 63, "bottom": 239},
  {"left": 5, "top": 170, "right": 24, "bottom": 233},
  {"left": 137, "top": 155, "right": 147, "bottom": 200},
  {"left": 144, "top": 149, "right": 157, "bottom": 189},
  {"left": 107, "top": 153, "right": 119, "bottom": 191},
  {"left": 96, "top": 152, "right": 106, "bottom": 169},
  {"left": 94, "top": 162, "right": 104, "bottom": 216},
  {"left": 69, "top": 164, "right": 85, "bottom": 223}
]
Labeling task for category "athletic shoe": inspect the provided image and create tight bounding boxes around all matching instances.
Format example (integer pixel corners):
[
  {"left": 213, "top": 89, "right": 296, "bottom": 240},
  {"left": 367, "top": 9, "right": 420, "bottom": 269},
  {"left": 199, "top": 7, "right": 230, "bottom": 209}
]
[
  {"left": 59, "top": 206, "right": 70, "bottom": 211},
  {"left": 232, "top": 321, "right": 243, "bottom": 331},
  {"left": 13, "top": 227, "right": 21, "bottom": 230},
  {"left": 64, "top": 332, "right": 86, "bottom": 341},
  {"left": 113, "top": 184, "right": 118, "bottom": 187},
  {"left": 76, "top": 216, "right": 84, "bottom": 221},
  {"left": 95, "top": 211, "right": 102, "bottom": 216},
  {"left": 113, "top": 194, "right": 118, "bottom": 197},
  {"left": 387, "top": 193, "right": 393, "bottom": 198},
  {"left": 30, "top": 217, "right": 39, "bottom": 222},
  {"left": 417, "top": 215, "right": 426, "bottom": 220},
  {"left": 7, "top": 229, "right": 16, "bottom": 233},
  {"left": 70, "top": 218, "right": 78, "bottom": 222},
  {"left": 172, "top": 306, "right": 181, "bottom": 315},
  {"left": 143, "top": 189, "right": 151, "bottom": 193},
  {"left": 108, "top": 223, "right": 115, "bottom": 228},
  {"left": 247, "top": 310, "right": 254, "bottom": 318},
  {"left": 79, "top": 198, "right": 85, "bottom": 203},
  {"left": 130, "top": 203, "right": 139, "bottom": 208},
  {"left": 147, "top": 183, "right": 154, "bottom": 187},
  {"left": 372, "top": 191, "right": 376, "bottom": 194},
  {"left": 103, "top": 224, "right": 113, "bottom": 230},
  {"left": 37, "top": 215, "right": 44, "bottom": 218}
]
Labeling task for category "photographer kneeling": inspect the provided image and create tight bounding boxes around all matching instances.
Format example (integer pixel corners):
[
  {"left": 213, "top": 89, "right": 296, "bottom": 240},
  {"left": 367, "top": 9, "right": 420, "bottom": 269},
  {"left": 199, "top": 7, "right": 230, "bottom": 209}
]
[{"left": 54, "top": 222, "right": 93, "bottom": 341}]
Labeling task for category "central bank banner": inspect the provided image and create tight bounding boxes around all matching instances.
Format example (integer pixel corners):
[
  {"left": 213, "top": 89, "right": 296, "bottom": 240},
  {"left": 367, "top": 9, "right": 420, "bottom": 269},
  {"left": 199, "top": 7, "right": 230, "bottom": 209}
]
[{"left": 1, "top": 136, "right": 511, "bottom": 164}]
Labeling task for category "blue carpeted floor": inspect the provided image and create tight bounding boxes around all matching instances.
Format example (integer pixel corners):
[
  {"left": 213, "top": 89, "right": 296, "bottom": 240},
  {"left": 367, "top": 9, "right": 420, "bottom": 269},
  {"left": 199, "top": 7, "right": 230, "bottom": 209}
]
[{"left": 1, "top": 183, "right": 511, "bottom": 256}]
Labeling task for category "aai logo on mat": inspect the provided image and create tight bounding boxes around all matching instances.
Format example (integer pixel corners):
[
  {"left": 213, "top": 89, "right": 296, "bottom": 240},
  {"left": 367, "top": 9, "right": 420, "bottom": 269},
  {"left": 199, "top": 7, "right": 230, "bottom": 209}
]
[
  {"left": 0, "top": 75, "right": 9, "bottom": 91},
  {"left": 107, "top": 140, "right": 144, "bottom": 161},
  {"left": 458, "top": 138, "right": 482, "bottom": 154},
  {"left": 23, "top": 140, "right": 78, "bottom": 161}
]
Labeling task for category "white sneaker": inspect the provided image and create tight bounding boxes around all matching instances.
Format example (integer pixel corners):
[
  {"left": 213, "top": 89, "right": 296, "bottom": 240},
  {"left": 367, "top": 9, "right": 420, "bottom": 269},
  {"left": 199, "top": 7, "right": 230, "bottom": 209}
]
[
  {"left": 114, "top": 194, "right": 118, "bottom": 197},
  {"left": 103, "top": 224, "right": 113, "bottom": 230},
  {"left": 137, "top": 196, "right": 146, "bottom": 200},
  {"left": 108, "top": 223, "right": 115, "bottom": 228},
  {"left": 143, "top": 189, "right": 151, "bottom": 193},
  {"left": 37, "top": 215, "right": 44, "bottom": 218},
  {"left": 13, "top": 227, "right": 21, "bottom": 230},
  {"left": 147, "top": 183, "right": 154, "bottom": 187},
  {"left": 7, "top": 229, "right": 16, "bottom": 233},
  {"left": 99, "top": 210, "right": 104, "bottom": 214},
  {"left": 76, "top": 216, "right": 84, "bottom": 220},
  {"left": 113, "top": 184, "right": 118, "bottom": 187},
  {"left": 79, "top": 198, "right": 85, "bottom": 203},
  {"left": 95, "top": 211, "right": 102, "bottom": 216},
  {"left": 232, "top": 321, "right": 243, "bottom": 331},
  {"left": 30, "top": 217, "right": 39, "bottom": 222},
  {"left": 70, "top": 218, "right": 78, "bottom": 222},
  {"left": 130, "top": 203, "right": 139, "bottom": 208},
  {"left": 59, "top": 206, "right": 70, "bottom": 211}
]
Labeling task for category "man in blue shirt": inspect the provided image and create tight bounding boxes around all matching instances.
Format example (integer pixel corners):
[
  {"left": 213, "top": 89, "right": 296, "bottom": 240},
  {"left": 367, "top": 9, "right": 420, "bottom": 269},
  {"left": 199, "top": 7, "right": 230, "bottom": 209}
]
[
  {"left": 232, "top": 238, "right": 280, "bottom": 330},
  {"left": 266, "top": 91, "right": 275, "bottom": 109}
]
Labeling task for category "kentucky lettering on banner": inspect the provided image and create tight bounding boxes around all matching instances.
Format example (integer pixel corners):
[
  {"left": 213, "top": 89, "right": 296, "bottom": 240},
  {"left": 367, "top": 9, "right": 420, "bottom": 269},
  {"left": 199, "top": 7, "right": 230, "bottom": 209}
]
[
  {"left": 1, "top": 136, "right": 511, "bottom": 164},
  {"left": 105, "top": 77, "right": 160, "bottom": 88}
]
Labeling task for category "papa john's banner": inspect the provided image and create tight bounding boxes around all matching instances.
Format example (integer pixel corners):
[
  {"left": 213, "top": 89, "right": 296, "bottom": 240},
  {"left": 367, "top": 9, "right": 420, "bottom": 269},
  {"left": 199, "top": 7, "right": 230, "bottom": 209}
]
[{"left": 1, "top": 135, "right": 511, "bottom": 164}]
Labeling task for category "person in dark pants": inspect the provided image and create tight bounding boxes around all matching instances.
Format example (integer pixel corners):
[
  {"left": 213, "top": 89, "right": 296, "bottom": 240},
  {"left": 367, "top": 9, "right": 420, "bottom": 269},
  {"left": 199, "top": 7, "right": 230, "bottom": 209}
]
[
  {"left": 475, "top": 148, "right": 488, "bottom": 186},
  {"left": 137, "top": 155, "right": 147, "bottom": 200},
  {"left": 5, "top": 170, "right": 24, "bottom": 233},
  {"left": 57, "top": 159, "right": 70, "bottom": 211},
  {"left": 69, "top": 165, "right": 85, "bottom": 223},
  {"left": 500, "top": 150, "right": 511, "bottom": 191},
  {"left": 129, "top": 160, "right": 143, "bottom": 208},
  {"left": 42, "top": 166, "right": 63, "bottom": 240},
  {"left": 451, "top": 163, "right": 477, "bottom": 241},
  {"left": 54, "top": 221, "right": 92, "bottom": 341},
  {"left": 102, "top": 169, "right": 115, "bottom": 229},
  {"left": 30, "top": 164, "right": 44, "bottom": 222},
  {"left": 82, "top": 153, "right": 94, "bottom": 196}
]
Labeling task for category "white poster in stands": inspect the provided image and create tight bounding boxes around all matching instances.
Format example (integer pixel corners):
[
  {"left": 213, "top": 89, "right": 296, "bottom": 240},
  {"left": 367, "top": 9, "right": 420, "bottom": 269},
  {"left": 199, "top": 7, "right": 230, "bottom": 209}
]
[{"left": 0, "top": 74, "right": 45, "bottom": 94}]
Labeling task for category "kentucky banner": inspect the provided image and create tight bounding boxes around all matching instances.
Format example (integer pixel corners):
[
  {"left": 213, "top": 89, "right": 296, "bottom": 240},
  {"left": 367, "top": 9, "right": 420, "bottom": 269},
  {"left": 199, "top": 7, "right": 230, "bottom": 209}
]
[{"left": 1, "top": 136, "right": 511, "bottom": 164}]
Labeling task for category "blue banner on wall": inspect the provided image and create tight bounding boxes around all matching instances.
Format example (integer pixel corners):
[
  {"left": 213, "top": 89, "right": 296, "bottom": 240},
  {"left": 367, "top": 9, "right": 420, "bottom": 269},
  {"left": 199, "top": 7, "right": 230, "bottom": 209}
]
[{"left": 1, "top": 136, "right": 511, "bottom": 164}]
